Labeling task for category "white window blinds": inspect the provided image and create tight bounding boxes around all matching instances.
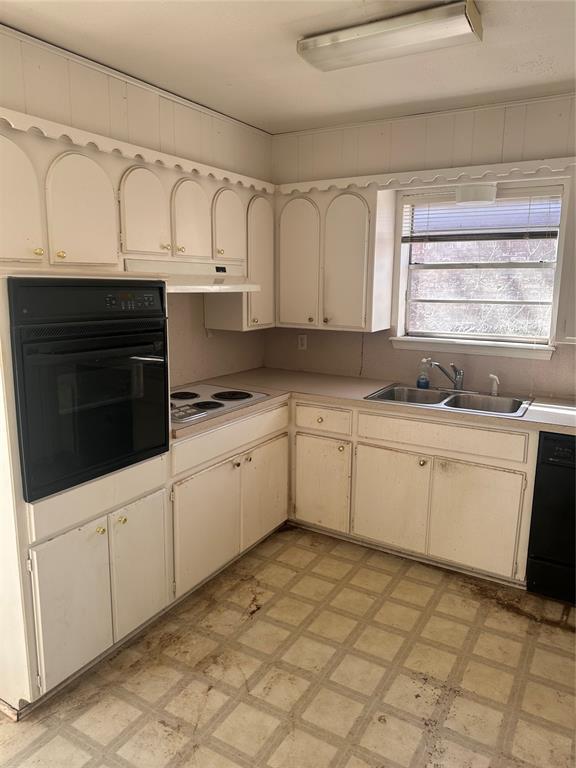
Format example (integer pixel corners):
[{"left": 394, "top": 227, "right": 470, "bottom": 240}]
[{"left": 400, "top": 188, "right": 563, "bottom": 343}]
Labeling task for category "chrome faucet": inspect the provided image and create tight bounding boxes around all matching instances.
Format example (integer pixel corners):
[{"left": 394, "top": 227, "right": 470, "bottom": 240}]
[{"left": 430, "top": 361, "right": 465, "bottom": 390}]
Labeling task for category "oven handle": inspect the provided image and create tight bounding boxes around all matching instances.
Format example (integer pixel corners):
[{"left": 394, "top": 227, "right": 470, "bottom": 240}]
[
  {"left": 129, "top": 356, "right": 166, "bottom": 363},
  {"left": 27, "top": 344, "right": 163, "bottom": 364}
]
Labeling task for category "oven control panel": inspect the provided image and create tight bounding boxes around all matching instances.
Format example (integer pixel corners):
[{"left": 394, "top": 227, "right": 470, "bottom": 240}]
[
  {"left": 8, "top": 278, "right": 166, "bottom": 323},
  {"left": 104, "top": 291, "right": 158, "bottom": 312}
]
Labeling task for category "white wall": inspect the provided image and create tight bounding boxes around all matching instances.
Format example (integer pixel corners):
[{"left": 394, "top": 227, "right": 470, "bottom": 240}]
[
  {"left": 168, "top": 295, "right": 265, "bottom": 387},
  {"left": 264, "top": 328, "right": 576, "bottom": 400},
  {"left": 269, "top": 95, "right": 575, "bottom": 400},
  {"left": 272, "top": 95, "right": 576, "bottom": 183},
  {"left": 0, "top": 26, "right": 273, "bottom": 181}
]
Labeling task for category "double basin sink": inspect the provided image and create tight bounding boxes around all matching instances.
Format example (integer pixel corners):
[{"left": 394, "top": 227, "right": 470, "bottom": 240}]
[{"left": 365, "top": 385, "right": 532, "bottom": 417}]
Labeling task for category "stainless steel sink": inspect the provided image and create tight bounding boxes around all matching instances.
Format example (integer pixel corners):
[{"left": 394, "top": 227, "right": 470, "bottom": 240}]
[
  {"left": 443, "top": 393, "right": 531, "bottom": 416},
  {"left": 366, "top": 386, "right": 451, "bottom": 405},
  {"left": 364, "top": 384, "right": 532, "bottom": 418}
]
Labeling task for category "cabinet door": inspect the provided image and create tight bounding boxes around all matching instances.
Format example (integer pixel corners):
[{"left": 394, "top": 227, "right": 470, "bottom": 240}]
[
  {"left": 353, "top": 444, "right": 431, "bottom": 553},
  {"left": 429, "top": 459, "right": 525, "bottom": 577},
  {"left": 47, "top": 153, "right": 117, "bottom": 264},
  {"left": 121, "top": 166, "right": 171, "bottom": 255},
  {"left": 278, "top": 198, "right": 320, "bottom": 326},
  {"left": 30, "top": 515, "right": 113, "bottom": 693},
  {"left": 0, "top": 136, "right": 44, "bottom": 262},
  {"left": 323, "top": 193, "right": 369, "bottom": 329},
  {"left": 294, "top": 433, "right": 351, "bottom": 531},
  {"left": 109, "top": 490, "right": 170, "bottom": 642},
  {"left": 173, "top": 458, "right": 241, "bottom": 598},
  {"left": 242, "top": 435, "right": 288, "bottom": 550},
  {"left": 213, "top": 187, "right": 246, "bottom": 262},
  {"left": 172, "top": 179, "right": 211, "bottom": 260},
  {"left": 247, "top": 195, "right": 275, "bottom": 327}
]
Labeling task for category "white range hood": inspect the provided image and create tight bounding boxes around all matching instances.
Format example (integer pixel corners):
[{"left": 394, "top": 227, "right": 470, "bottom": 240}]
[{"left": 124, "top": 259, "right": 261, "bottom": 294}]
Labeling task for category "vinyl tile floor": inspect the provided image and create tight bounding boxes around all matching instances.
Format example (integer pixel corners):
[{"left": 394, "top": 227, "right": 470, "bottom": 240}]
[{"left": 1, "top": 526, "right": 575, "bottom": 768}]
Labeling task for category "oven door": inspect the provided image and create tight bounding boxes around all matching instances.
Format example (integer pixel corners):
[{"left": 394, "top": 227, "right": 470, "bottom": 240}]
[{"left": 14, "top": 329, "right": 168, "bottom": 501}]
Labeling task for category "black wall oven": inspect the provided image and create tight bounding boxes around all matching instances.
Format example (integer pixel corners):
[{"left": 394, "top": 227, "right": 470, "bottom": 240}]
[{"left": 9, "top": 278, "right": 169, "bottom": 502}]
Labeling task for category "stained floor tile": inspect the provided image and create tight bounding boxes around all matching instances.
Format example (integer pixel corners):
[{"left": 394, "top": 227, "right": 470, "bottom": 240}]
[
  {"left": 213, "top": 702, "right": 280, "bottom": 757},
  {"left": 302, "top": 687, "right": 365, "bottom": 736},
  {"left": 4, "top": 527, "right": 574, "bottom": 768}
]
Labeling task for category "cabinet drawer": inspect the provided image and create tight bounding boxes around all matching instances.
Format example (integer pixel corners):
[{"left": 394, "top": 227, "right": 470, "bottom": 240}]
[
  {"left": 295, "top": 404, "right": 352, "bottom": 435},
  {"left": 28, "top": 455, "right": 168, "bottom": 543},
  {"left": 172, "top": 405, "right": 289, "bottom": 476},
  {"left": 358, "top": 412, "right": 527, "bottom": 464}
]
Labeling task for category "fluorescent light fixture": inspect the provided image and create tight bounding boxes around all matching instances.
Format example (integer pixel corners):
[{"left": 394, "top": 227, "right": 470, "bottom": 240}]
[
  {"left": 456, "top": 183, "right": 498, "bottom": 205},
  {"left": 297, "top": 0, "right": 482, "bottom": 71}
]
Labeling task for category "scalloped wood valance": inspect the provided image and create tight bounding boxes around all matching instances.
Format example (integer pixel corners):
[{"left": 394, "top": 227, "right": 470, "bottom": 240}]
[
  {"left": 1, "top": 106, "right": 574, "bottom": 199},
  {"left": 0, "top": 107, "right": 275, "bottom": 194},
  {"left": 276, "top": 156, "right": 576, "bottom": 195}
]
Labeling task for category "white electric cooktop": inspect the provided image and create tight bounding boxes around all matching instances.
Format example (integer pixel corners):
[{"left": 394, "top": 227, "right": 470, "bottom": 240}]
[{"left": 170, "top": 384, "right": 269, "bottom": 429}]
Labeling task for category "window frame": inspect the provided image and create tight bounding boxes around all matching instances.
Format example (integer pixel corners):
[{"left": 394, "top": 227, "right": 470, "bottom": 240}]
[{"left": 391, "top": 181, "right": 570, "bottom": 360}]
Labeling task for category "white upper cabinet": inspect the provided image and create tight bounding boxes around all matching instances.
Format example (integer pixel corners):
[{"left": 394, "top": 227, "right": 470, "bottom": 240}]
[
  {"left": 171, "top": 178, "right": 212, "bottom": 260},
  {"left": 278, "top": 197, "right": 320, "bottom": 326},
  {"left": 323, "top": 193, "right": 369, "bottom": 329},
  {"left": 212, "top": 187, "right": 246, "bottom": 262},
  {"left": 277, "top": 189, "right": 394, "bottom": 332},
  {"left": 203, "top": 193, "right": 275, "bottom": 332},
  {"left": 120, "top": 166, "right": 171, "bottom": 255},
  {"left": 247, "top": 195, "right": 275, "bottom": 327},
  {"left": 47, "top": 153, "right": 118, "bottom": 265},
  {"left": 0, "top": 136, "right": 44, "bottom": 262}
]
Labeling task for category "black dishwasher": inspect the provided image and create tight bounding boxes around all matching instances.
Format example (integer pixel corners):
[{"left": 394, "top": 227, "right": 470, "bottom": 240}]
[{"left": 526, "top": 432, "right": 575, "bottom": 604}]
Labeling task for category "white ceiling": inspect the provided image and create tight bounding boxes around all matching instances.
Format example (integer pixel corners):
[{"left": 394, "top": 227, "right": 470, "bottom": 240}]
[{"left": 0, "top": 0, "right": 574, "bottom": 133}]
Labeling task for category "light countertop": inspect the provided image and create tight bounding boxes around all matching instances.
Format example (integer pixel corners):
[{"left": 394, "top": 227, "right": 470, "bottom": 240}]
[
  {"left": 169, "top": 367, "right": 575, "bottom": 441},
  {"left": 205, "top": 368, "right": 576, "bottom": 433}
]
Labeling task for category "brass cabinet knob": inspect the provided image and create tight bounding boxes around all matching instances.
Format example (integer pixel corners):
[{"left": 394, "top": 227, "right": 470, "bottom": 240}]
[
  {"left": 160, "top": 243, "right": 172, "bottom": 251},
  {"left": 252, "top": 318, "right": 259, "bottom": 324},
  {"left": 308, "top": 316, "right": 314, "bottom": 323},
  {"left": 118, "top": 516, "right": 128, "bottom": 525},
  {"left": 233, "top": 461, "right": 241, "bottom": 468},
  {"left": 176, "top": 245, "right": 185, "bottom": 253},
  {"left": 419, "top": 459, "right": 427, "bottom": 467},
  {"left": 33, "top": 247, "right": 44, "bottom": 256},
  {"left": 56, "top": 250, "right": 66, "bottom": 259},
  {"left": 323, "top": 317, "right": 329, "bottom": 324},
  {"left": 217, "top": 248, "right": 225, "bottom": 255},
  {"left": 317, "top": 417, "right": 324, "bottom": 424},
  {"left": 245, "top": 455, "right": 252, "bottom": 463},
  {"left": 95, "top": 526, "right": 106, "bottom": 535},
  {"left": 338, "top": 445, "right": 345, "bottom": 452}
]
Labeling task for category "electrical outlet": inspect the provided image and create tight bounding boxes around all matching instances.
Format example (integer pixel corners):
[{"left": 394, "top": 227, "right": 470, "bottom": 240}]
[{"left": 297, "top": 334, "right": 307, "bottom": 351}]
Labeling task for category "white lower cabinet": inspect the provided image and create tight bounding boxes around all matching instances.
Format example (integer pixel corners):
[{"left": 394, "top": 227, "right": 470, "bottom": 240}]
[
  {"left": 109, "top": 490, "right": 170, "bottom": 642},
  {"left": 294, "top": 433, "right": 351, "bottom": 532},
  {"left": 242, "top": 435, "right": 289, "bottom": 550},
  {"left": 29, "top": 489, "right": 172, "bottom": 694},
  {"left": 174, "top": 458, "right": 241, "bottom": 599},
  {"left": 428, "top": 459, "right": 525, "bottom": 577},
  {"left": 174, "top": 434, "right": 289, "bottom": 597},
  {"left": 30, "top": 514, "right": 113, "bottom": 693},
  {"left": 353, "top": 444, "right": 431, "bottom": 554}
]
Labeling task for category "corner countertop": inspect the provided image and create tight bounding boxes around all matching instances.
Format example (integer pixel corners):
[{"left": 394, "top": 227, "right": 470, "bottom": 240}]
[{"left": 205, "top": 367, "right": 576, "bottom": 433}]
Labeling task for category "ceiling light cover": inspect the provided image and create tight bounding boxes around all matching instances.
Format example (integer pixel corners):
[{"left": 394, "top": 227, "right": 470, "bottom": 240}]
[{"left": 297, "top": 1, "right": 482, "bottom": 71}]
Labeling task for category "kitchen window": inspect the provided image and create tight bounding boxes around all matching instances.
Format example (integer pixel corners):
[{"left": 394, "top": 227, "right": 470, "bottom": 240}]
[{"left": 393, "top": 186, "right": 565, "bottom": 356}]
